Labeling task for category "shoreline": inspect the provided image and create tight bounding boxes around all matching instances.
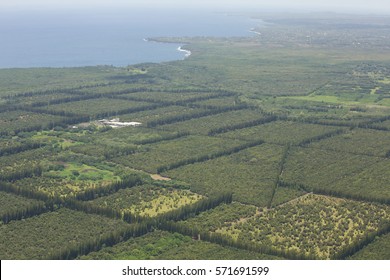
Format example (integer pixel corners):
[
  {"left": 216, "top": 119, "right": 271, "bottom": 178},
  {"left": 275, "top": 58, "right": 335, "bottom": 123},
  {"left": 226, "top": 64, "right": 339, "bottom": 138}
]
[
  {"left": 144, "top": 38, "right": 192, "bottom": 59},
  {"left": 177, "top": 46, "right": 192, "bottom": 58},
  {"left": 249, "top": 28, "right": 261, "bottom": 35}
]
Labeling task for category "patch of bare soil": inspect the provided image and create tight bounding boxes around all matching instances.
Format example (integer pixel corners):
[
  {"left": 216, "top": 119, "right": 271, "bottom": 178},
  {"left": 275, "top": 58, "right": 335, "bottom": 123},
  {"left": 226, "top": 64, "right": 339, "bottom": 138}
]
[{"left": 150, "top": 174, "right": 171, "bottom": 181}]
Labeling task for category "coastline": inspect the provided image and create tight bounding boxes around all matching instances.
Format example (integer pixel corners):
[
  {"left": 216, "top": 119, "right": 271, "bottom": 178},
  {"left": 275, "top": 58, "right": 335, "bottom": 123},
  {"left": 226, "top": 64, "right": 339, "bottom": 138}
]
[
  {"left": 249, "top": 28, "right": 261, "bottom": 35},
  {"left": 177, "top": 46, "right": 192, "bottom": 58},
  {"left": 144, "top": 38, "right": 192, "bottom": 59}
]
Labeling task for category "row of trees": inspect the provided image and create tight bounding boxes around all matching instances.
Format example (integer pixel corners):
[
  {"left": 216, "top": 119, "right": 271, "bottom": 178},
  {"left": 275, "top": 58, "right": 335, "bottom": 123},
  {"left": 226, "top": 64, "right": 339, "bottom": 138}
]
[
  {"left": 298, "top": 115, "right": 390, "bottom": 132},
  {"left": 0, "top": 165, "right": 43, "bottom": 182},
  {"left": 75, "top": 174, "right": 143, "bottom": 201},
  {"left": 134, "top": 131, "right": 189, "bottom": 145},
  {"left": 298, "top": 129, "right": 346, "bottom": 146},
  {"left": 208, "top": 115, "right": 282, "bottom": 136},
  {"left": 268, "top": 145, "right": 291, "bottom": 208},
  {"left": 334, "top": 221, "right": 390, "bottom": 259},
  {"left": 70, "top": 144, "right": 138, "bottom": 160},
  {"left": 156, "top": 192, "right": 233, "bottom": 222},
  {"left": 1, "top": 202, "right": 48, "bottom": 224},
  {"left": 156, "top": 139, "right": 265, "bottom": 173},
  {"left": 278, "top": 180, "right": 390, "bottom": 205},
  {"left": 159, "top": 220, "right": 312, "bottom": 260},
  {"left": 0, "top": 141, "right": 44, "bottom": 157},
  {"left": 147, "top": 105, "right": 249, "bottom": 128},
  {"left": 29, "top": 93, "right": 106, "bottom": 107},
  {"left": 0, "top": 180, "right": 51, "bottom": 201},
  {"left": 4, "top": 115, "right": 90, "bottom": 137},
  {"left": 48, "top": 222, "right": 153, "bottom": 260},
  {"left": 5, "top": 81, "right": 121, "bottom": 99}
]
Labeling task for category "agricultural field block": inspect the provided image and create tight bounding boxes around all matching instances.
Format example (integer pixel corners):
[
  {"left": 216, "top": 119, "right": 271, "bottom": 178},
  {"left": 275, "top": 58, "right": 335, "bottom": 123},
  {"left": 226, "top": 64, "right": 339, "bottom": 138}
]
[
  {"left": 216, "top": 194, "right": 390, "bottom": 259},
  {"left": 282, "top": 92, "right": 385, "bottom": 108},
  {"left": 0, "top": 191, "right": 44, "bottom": 218},
  {"left": 45, "top": 98, "right": 150, "bottom": 117},
  {"left": 0, "top": 148, "right": 52, "bottom": 180},
  {"left": 32, "top": 130, "right": 84, "bottom": 149},
  {"left": 158, "top": 109, "right": 264, "bottom": 135},
  {"left": 44, "top": 161, "right": 119, "bottom": 182},
  {"left": 87, "top": 184, "right": 203, "bottom": 217},
  {"left": 12, "top": 160, "right": 121, "bottom": 197},
  {"left": 0, "top": 208, "right": 130, "bottom": 259},
  {"left": 165, "top": 144, "right": 284, "bottom": 206},
  {"left": 258, "top": 97, "right": 348, "bottom": 118},
  {"left": 281, "top": 147, "right": 388, "bottom": 202},
  {"left": 0, "top": 110, "right": 64, "bottom": 135},
  {"left": 271, "top": 187, "right": 306, "bottom": 207},
  {"left": 350, "top": 233, "right": 390, "bottom": 260},
  {"left": 9, "top": 93, "right": 77, "bottom": 106},
  {"left": 178, "top": 202, "right": 257, "bottom": 232},
  {"left": 0, "top": 66, "right": 120, "bottom": 97},
  {"left": 328, "top": 159, "right": 390, "bottom": 203},
  {"left": 118, "top": 106, "right": 209, "bottom": 125},
  {"left": 90, "top": 126, "right": 178, "bottom": 145},
  {"left": 192, "top": 96, "right": 238, "bottom": 108},
  {"left": 308, "top": 128, "right": 390, "bottom": 157},
  {"left": 120, "top": 91, "right": 219, "bottom": 103},
  {"left": 113, "top": 135, "right": 244, "bottom": 173},
  {"left": 375, "top": 119, "right": 390, "bottom": 129},
  {"left": 75, "top": 83, "right": 147, "bottom": 95},
  {"left": 81, "top": 230, "right": 281, "bottom": 260},
  {"left": 218, "top": 121, "right": 339, "bottom": 144},
  {"left": 0, "top": 139, "right": 42, "bottom": 154}
]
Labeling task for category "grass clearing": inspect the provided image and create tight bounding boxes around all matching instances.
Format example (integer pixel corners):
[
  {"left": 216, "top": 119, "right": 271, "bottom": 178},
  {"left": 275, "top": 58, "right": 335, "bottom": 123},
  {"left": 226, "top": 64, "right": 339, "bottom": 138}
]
[{"left": 88, "top": 184, "right": 203, "bottom": 217}]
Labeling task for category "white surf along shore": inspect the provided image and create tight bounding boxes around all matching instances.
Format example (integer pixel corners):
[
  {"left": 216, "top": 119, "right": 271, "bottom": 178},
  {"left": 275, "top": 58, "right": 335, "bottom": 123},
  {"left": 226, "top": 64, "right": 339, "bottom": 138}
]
[
  {"left": 177, "top": 46, "right": 192, "bottom": 58},
  {"left": 143, "top": 38, "right": 191, "bottom": 59}
]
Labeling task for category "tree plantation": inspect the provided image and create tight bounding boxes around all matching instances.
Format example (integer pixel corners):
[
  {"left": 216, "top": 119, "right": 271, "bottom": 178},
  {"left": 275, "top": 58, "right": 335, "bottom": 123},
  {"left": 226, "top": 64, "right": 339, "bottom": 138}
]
[{"left": 1, "top": 13, "right": 390, "bottom": 260}]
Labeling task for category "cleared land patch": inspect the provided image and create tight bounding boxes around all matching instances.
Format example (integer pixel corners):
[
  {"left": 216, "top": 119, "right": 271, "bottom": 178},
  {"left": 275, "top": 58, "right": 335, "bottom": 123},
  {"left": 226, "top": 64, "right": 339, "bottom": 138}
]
[{"left": 87, "top": 184, "right": 202, "bottom": 217}]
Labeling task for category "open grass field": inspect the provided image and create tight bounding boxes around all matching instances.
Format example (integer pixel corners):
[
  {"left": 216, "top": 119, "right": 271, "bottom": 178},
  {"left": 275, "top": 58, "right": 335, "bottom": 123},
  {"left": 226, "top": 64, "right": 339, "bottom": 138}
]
[{"left": 88, "top": 184, "right": 203, "bottom": 217}]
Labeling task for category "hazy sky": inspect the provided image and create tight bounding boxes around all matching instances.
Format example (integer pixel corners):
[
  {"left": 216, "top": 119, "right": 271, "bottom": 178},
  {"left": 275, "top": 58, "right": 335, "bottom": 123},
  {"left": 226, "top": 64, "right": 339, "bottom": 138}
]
[{"left": 2, "top": 0, "right": 390, "bottom": 14}]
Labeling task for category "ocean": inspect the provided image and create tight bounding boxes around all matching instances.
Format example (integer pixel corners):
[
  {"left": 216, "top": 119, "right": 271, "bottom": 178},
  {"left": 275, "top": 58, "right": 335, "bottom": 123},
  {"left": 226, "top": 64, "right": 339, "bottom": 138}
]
[{"left": 0, "top": 8, "right": 262, "bottom": 68}]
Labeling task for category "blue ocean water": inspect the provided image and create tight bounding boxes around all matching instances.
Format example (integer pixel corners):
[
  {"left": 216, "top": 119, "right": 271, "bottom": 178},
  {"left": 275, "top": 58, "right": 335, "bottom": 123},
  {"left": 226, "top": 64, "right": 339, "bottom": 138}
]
[{"left": 0, "top": 8, "right": 262, "bottom": 68}]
